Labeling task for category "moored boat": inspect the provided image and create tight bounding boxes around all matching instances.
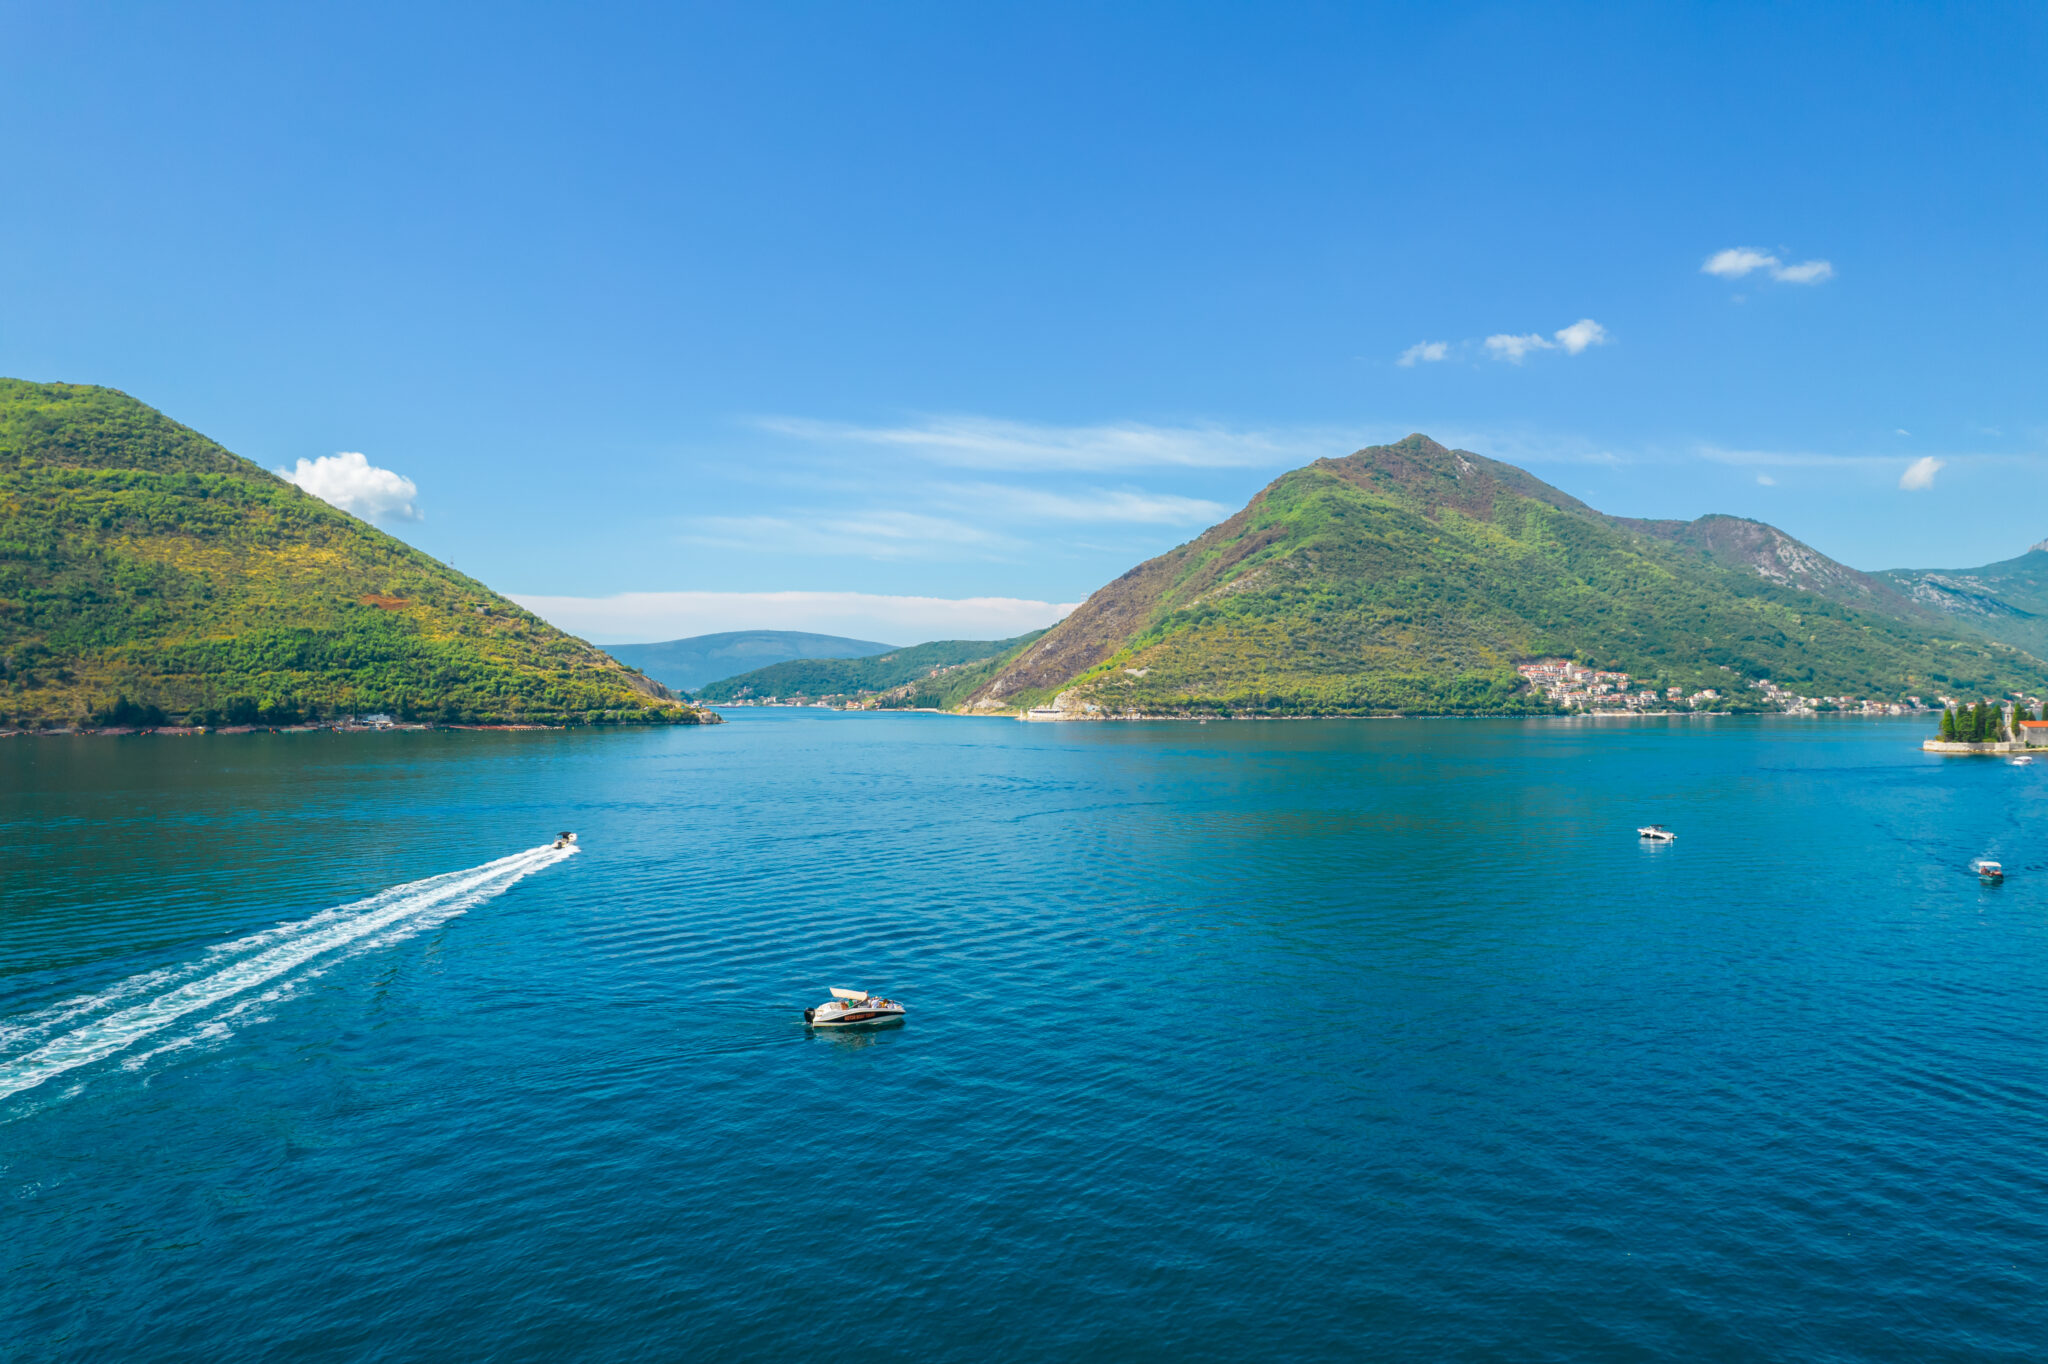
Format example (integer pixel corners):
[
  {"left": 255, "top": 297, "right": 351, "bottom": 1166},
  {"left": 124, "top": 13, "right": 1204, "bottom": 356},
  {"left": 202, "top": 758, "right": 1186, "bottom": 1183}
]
[{"left": 804, "top": 988, "right": 906, "bottom": 1027}]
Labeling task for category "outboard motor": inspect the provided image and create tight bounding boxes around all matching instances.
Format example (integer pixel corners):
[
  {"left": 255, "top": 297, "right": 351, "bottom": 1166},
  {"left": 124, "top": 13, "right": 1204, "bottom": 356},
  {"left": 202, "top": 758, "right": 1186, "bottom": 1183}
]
[{"left": 803, "top": 1007, "right": 815, "bottom": 1023}]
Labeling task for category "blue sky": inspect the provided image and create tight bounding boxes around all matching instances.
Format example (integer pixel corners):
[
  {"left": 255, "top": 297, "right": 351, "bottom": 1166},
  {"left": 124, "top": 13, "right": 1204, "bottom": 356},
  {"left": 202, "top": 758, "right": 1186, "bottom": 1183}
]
[{"left": 3, "top": 3, "right": 2045, "bottom": 642}]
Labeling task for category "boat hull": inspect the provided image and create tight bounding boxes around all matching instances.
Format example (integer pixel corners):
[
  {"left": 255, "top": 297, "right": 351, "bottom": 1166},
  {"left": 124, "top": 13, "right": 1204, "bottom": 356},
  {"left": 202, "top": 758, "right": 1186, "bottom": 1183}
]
[{"left": 806, "top": 1007, "right": 906, "bottom": 1028}]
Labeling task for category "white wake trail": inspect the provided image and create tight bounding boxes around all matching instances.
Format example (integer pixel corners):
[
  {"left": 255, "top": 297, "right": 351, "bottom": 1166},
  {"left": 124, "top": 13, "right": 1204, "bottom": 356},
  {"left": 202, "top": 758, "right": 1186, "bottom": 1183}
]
[{"left": 0, "top": 843, "right": 572, "bottom": 1102}]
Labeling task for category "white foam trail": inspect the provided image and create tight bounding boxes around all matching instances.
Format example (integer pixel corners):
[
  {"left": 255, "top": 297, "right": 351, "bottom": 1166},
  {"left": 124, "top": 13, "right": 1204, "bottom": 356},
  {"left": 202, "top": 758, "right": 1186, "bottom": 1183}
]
[{"left": 0, "top": 843, "right": 572, "bottom": 1102}]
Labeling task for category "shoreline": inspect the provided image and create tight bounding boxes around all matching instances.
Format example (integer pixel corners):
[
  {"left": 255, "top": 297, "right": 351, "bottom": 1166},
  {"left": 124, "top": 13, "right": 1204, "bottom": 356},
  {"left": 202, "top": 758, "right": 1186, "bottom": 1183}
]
[
  {"left": 708, "top": 704, "right": 1936, "bottom": 724},
  {"left": 0, "top": 718, "right": 716, "bottom": 738}
]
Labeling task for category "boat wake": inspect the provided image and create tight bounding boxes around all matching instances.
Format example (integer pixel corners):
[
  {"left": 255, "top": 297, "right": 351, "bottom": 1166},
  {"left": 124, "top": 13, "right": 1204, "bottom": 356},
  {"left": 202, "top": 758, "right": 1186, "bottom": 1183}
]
[{"left": 0, "top": 842, "right": 574, "bottom": 1103}]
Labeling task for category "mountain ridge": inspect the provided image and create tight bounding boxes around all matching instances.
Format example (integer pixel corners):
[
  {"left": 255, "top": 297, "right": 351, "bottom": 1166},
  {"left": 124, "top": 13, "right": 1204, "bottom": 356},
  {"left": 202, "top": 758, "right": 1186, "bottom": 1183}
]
[
  {"left": 695, "top": 632, "right": 1045, "bottom": 706},
  {"left": 964, "top": 435, "right": 2048, "bottom": 716},
  {"left": 608, "top": 630, "right": 899, "bottom": 693}
]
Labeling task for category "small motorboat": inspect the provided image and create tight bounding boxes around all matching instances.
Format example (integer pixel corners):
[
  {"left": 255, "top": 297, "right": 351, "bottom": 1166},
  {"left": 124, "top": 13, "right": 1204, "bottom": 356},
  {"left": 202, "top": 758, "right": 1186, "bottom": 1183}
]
[
  {"left": 552, "top": 831, "right": 578, "bottom": 850},
  {"left": 2012, "top": 756, "right": 2035, "bottom": 766},
  {"left": 1637, "top": 825, "right": 1676, "bottom": 842},
  {"left": 804, "top": 988, "right": 906, "bottom": 1028},
  {"left": 1975, "top": 859, "right": 2005, "bottom": 883}
]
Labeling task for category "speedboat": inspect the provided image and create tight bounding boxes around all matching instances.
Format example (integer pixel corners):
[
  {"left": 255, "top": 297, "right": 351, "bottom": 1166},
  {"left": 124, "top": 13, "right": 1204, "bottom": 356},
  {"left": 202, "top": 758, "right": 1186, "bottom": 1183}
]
[
  {"left": 1975, "top": 859, "right": 2005, "bottom": 883},
  {"left": 1637, "top": 825, "right": 1676, "bottom": 842},
  {"left": 552, "top": 831, "right": 578, "bottom": 849},
  {"left": 2012, "top": 756, "right": 2035, "bottom": 766},
  {"left": 804, "top": 988, "right": 906, "bottom": 1028}
]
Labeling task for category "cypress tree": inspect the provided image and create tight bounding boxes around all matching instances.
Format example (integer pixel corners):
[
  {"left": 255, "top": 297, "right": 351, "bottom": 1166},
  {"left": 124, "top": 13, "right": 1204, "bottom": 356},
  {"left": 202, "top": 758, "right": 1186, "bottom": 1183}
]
[
  {"left": 1940, "top": 706, "right": 1956, "bottom": 741},
  {"left": 1978, "top": 702, "right": 1995, "bottom": 743}
]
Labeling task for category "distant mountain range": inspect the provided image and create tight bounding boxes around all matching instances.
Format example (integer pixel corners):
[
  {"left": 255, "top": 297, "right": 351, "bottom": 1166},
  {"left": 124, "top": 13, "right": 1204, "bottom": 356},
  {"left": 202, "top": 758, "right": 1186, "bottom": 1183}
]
[
  {"left": 608, "top": 630, "right": 897, "bottom": 693},
  {"left": 0, "top": 380, "right": 710, "bottom": 728},
  {"left": 962, "top": 435, "right": 2048, "bottom": 717},
  {"left": 694, "top": 633, "right": 1045, "bottom": 706}
]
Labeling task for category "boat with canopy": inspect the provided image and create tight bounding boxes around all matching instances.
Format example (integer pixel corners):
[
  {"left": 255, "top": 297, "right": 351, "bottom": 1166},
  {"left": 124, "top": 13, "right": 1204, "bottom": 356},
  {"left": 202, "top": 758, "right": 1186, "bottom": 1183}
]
[{"left": 804, "top": 988, "right": 907, "bottom": 1028}]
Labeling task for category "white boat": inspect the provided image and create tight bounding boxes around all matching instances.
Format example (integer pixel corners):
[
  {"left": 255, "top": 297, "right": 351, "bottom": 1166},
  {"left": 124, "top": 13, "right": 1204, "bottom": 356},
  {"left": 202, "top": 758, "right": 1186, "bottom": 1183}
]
[
  {"left": 1974, "top": 859, "right": 2005, "bottom": 883},
  {"left": 2012, "top": 756, "right": 2035, "bottom": 766},
  {"left": 804, "top": 988, "right": 906, "bottom": 1028},
  {"left": 1637, "top": 825, "right": 1676, "bottom": 842},
  {"left": 552, "top": 831, "right": 578, "bottom": 849}
]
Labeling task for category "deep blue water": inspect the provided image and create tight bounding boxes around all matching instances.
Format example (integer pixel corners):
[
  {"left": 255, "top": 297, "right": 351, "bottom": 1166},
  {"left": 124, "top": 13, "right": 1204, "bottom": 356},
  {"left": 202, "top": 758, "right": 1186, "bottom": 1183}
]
[{"left": 3, "top": 712, "right": 2044, "bottom": 1361}]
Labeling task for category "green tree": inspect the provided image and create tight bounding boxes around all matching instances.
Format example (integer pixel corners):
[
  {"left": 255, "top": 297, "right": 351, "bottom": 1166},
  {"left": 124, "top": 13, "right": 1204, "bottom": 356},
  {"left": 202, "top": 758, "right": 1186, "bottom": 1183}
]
[{"left": 1940, "top": 706, "right": 1957, "bottom": 741}]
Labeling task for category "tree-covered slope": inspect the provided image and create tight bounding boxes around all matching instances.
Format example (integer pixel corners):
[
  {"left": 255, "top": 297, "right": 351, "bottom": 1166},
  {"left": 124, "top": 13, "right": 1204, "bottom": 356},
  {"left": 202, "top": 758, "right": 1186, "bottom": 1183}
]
[
  {"left": 696, "top": 633, "right": 1044, "bottom": 703},
  {"left": 609, "top": 630, "right": 898, "bottom": 692},
  {"left": 0, "top": 380, "right": 710, "bottom": 727},
  {"left": 965, "top": 435, "right": 2048, "bottom": 716}
]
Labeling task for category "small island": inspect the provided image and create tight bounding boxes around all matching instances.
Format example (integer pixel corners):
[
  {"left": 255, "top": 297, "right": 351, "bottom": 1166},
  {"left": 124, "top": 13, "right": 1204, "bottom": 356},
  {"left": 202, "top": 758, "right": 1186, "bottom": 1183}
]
[{"left": 1923, "top": 698, "right": 2048, "bottom": 753}]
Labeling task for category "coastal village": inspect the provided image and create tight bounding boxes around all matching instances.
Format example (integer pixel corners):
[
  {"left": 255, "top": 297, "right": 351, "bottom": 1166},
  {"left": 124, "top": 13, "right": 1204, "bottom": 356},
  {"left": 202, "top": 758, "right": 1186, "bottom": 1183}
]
[{"left": 1514, "top": 659, "right": 1938, "bottom": 716}]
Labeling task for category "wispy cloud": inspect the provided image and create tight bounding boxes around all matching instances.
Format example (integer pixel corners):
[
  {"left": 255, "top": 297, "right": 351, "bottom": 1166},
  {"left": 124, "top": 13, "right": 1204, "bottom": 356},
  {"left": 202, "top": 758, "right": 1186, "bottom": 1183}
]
[
  {"left": 1702, "top": 246, "right": 1834, "bottom": 285},
  {"left": 1482, "top": 319, "right": 1610, "bottom": 364},
  {"left": 757, "top": 415, "right": 1323, "bottom": 471},
  {"left": 1397, "top": 340, "right": 1450, "bottom": 367},
  {"left": 941, "top": 483, "right": 1230, "bottom": 525},
  {"left": 1756, "top": 474, "right": 1777, "bottom": 486},
  {"left": 680, "top": 510, "right": 1005, "bottom": 560},
  {"left": 511, "top": 590, "right": 1078, "bottom": 646},
  {"left": 277, "top": 451, "right": 421, "bottom": 521},
  {"left": 1484, "top": 332, "right": 1553, "bottom": 363},
  {"left": 1899, "top": 456, "right": 1944, "bottom": 491}
]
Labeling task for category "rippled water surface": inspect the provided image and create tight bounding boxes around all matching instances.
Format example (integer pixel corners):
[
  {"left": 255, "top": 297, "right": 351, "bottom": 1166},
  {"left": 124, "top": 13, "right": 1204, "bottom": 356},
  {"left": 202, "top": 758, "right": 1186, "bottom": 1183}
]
[{"left": 4, "top": 713, "right": 2045, "bottom": 1360}]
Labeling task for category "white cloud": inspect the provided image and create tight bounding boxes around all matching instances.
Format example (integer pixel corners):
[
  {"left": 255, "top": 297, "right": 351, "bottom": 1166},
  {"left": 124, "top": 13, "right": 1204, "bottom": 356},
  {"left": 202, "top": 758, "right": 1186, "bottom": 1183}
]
[
  {"left": 1703, "top": 247, "right": 1780, "bottom": 279},
  {"left": 1702, "top": 247, "right": 1833, "bottom": 285},
  {"left": 756, "top": 415, "right": 1324, "bottom": 472},
  {"left": 511, "top": 590, "right": 1078, "bottom": 646},
  {"left": 1756, "top": 474, "right": 1777, "bottom": 486},
  {"left": 1484, "top": 332, "right": 1556, "bottom": 363},
  {"left": 1899, "top": 456, "right": 1944, "bottom": 491},
  {"left": 1397, "top": 340, "right": 1450, "bottom": 366},
  {"left": 1553, "top": 318, "right": 1610, "bottom": 355},
  {"left": 278, "top": 451, "right": 421, "bottom": 521},
  {"left": 1771, "top": 259, "right": 1834, "bottom": 284},
  {"left": 1480, "top": 319, "right": 1610, "bottom": 363}
]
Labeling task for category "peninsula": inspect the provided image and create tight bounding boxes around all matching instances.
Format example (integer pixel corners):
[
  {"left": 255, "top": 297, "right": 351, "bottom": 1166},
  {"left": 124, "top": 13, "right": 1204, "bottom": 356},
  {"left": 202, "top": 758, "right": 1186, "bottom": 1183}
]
[
  {"left": 0, "top": 380, "right": 713, "bottom": 730},
  {"left": 956, "top": 436, "right": 2048, "bottom": 719}
]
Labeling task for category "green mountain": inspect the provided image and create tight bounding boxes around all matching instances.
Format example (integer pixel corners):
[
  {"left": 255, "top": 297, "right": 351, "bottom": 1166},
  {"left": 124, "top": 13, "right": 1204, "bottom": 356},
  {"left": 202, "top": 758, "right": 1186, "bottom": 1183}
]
[
  {"left": 963, "top": 435, "right": 2048, "bottom": 716},
  {"left": 696, "top": 632, "right": 1046, "bottom": 706},
  {"left": 609, "top": 629, "right": 898, "bottom": 692},
  {"left": 1875, "top": 547, "right": 2048, "bottom": 660},
  {"left": 0, "top": 380, "right": 710, "bottom": 728}
]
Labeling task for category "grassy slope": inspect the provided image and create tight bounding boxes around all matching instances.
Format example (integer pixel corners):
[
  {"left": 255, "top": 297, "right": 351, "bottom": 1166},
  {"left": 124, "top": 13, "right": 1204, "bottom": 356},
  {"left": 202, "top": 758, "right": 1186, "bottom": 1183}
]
[
  {"left": 967, "top": 436, "right": 2048, "bottom": 716},
  {"left": 0, "top": 380, "right": 706, "bottom": 726},
  {"left": 695, "top": 633, "right": 1044, "bottom": 703}
]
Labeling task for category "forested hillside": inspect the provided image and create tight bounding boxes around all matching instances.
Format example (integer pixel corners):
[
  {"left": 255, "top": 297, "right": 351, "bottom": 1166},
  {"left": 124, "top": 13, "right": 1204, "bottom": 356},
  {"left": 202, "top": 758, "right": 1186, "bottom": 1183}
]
[
  {"left": 966, "top": 436, "right": 2048, "bottom": 716},
  {"left": 697, "top": 633, "right": 1044, "bottom": 705},
  {"left": 0, "top": 380, "right": 710, "bottom": 727}
]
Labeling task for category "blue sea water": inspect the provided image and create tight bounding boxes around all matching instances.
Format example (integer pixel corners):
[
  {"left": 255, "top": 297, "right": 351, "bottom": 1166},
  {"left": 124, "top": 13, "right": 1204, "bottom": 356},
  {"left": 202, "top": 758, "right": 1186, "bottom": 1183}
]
[{"left": 2, "top": 712, "right": 2044, "bottom": 1361}]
